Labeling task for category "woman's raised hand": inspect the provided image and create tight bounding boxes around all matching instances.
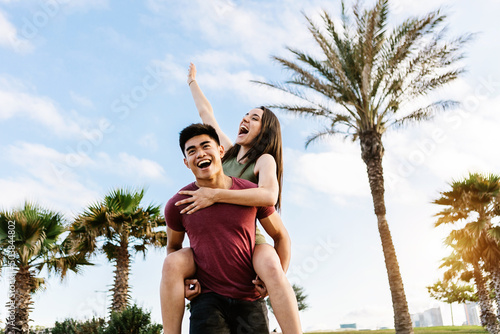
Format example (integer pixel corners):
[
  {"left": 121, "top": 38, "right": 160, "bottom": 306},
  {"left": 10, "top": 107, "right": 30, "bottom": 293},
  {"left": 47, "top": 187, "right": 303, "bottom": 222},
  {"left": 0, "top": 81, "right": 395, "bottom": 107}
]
[{"left": 187, "top": 62, "right": 196, "bottom": 85}]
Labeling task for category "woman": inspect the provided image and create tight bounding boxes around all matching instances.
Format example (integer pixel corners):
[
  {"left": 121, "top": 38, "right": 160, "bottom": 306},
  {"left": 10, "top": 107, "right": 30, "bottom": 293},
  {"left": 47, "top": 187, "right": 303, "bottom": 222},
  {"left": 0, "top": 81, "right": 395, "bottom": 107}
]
[{"left": 160, "top": 63, "right": 301, "bottom": 334}]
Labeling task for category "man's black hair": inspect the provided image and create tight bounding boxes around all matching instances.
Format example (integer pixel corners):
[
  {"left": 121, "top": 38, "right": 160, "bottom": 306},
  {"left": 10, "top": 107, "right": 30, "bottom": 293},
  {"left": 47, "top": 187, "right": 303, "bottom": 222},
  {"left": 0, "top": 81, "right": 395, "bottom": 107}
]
[{"left": 179, "top": 123, "right": 221, "bottom": 156}]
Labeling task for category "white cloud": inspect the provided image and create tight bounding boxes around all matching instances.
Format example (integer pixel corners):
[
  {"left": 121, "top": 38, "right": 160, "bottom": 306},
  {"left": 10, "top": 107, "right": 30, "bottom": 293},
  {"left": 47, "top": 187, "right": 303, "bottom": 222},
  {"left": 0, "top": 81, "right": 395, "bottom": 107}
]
[
  {"left": 285, "top": 142, "right": 370, "bottom": 204},
  {"left": 192, "top": 50, "right": 249, "bottom": 69},
  {"left": 156, "top": 53, "right": 300, "bottom": 107},
  {"left": 390, "top": 0, "right": 454, "bottom": 17},
  {"left": 0, "top": 10, "right": 33, "bottom": 53},
  {"left": 116, "top": 152, "right": 166, "bottom": 180},
  {"left": 70, "top": 91, "right": 95, "bottom": 109},
  {"left": 149, "top": 1, "right": 347, "bottom": 106},
  {"left": 1, "top": 142, "right": 167, "bottom": 217},
  {"left": 0, "top": 177, "right": 98, "bottom": 220},
  {"left": 280, "top": 74, "right": 500, "bottom": 209},
  {"left": 1, "top": 142, "right": 99, "bottom": 218},
  {"left": 92, "top": 152, "right": 166, "bottom": 182},
  {"left": 154, "top": 54, "right": 186, "bottom": 91},
  {"left": 0, "top": 77, "right": 84, "bottom": 136},
  {"left": 382, "top": 78, "right": 500, "bottom": 188},
  {"left": 0, "top": 1, "right": 108, "bottom": 53},
  {"left": 8, "top": 142, "right": 166, "bottom": 184},
  {"left": 149, "top": 0, "right": 315, "bottom": 63}
]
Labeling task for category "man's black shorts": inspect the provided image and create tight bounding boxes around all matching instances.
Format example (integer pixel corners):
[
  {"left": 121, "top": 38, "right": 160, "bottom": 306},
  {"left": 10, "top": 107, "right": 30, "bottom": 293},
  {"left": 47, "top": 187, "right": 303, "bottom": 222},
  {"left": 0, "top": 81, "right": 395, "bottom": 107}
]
[{"left": 189, "top": 292, "right": 269, "bottom": 334}]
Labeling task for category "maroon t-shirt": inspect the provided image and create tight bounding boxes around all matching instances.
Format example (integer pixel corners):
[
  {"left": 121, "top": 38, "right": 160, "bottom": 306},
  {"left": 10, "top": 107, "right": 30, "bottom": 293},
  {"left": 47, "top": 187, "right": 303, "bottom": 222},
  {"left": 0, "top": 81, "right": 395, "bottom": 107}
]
[{"left": 165, "top": 177, "right": 275, "bottom": 301}]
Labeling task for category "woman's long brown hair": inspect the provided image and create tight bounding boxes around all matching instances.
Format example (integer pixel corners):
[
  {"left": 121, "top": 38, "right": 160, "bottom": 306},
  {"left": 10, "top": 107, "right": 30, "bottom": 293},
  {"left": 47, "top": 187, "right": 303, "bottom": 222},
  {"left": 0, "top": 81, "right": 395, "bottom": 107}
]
[{"left": 222, "top": 106, "right": 283, "bottom": 210}]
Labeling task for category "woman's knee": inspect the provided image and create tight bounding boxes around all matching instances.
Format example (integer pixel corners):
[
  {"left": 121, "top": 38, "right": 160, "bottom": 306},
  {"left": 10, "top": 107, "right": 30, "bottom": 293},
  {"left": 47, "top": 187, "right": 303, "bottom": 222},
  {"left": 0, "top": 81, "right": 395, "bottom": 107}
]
[
  {"left": 253, "top": 245, "right": 283, "bottom": 278},
  {"left": 162, "top": 248, "right": 196, "bottom": 278}
]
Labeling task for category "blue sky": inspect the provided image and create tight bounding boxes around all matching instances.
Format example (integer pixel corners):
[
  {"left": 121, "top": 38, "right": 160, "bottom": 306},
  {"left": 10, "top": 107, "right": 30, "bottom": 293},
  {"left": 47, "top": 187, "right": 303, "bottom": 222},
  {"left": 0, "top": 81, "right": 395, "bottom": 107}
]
[{"left": 1, "top": 0, "right": 500, "bottom": 331}]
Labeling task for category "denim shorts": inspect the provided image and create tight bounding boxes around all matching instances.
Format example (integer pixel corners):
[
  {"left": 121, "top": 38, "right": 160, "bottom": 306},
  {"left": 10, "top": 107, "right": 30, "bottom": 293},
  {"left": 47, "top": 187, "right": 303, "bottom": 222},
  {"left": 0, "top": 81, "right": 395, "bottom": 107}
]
[{"left": 189, "top": 292, "right": 269, "bottom": 334}]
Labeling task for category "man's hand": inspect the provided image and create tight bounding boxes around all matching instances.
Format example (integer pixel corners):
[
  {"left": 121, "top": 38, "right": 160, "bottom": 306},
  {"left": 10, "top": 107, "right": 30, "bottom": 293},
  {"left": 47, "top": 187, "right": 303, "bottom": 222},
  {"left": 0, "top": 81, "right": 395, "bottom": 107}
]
[
  {"left": 252, "top": 275, "right": 268, "bottom": 298},
  {"left": 184, "top": 278, "right": 201, "bottom": 301}
]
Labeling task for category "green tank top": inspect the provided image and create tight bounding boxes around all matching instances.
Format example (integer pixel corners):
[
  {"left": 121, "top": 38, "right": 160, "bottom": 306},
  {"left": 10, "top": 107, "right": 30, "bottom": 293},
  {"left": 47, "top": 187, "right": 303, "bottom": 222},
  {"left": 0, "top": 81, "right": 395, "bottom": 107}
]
[
  {"left": 222, "top": 156, "right": 266, "bottom": 245},
  {"left": 222, "top": 157, "right": 258, "bottom": 184}
]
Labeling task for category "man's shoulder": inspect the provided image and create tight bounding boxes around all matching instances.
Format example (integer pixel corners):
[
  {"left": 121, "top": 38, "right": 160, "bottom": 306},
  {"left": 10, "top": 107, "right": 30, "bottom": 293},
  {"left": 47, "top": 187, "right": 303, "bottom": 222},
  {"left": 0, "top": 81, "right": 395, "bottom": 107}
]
[
  {"left": 231, "top": 177, "right": 258, "bottom": 190},
  {"left": 166, "top": 182, "right": 197, "bottom": 206}
]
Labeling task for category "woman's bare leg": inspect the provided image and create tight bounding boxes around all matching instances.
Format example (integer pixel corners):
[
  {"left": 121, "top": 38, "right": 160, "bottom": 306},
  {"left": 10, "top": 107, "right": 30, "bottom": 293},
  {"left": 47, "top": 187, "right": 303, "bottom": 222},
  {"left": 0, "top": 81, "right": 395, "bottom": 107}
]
[
  {"left": 160, "top": 248, "right": 196, "bottom": 334},
  {"left": 253, "top": 243, "right": 302, "bottom": 334}
]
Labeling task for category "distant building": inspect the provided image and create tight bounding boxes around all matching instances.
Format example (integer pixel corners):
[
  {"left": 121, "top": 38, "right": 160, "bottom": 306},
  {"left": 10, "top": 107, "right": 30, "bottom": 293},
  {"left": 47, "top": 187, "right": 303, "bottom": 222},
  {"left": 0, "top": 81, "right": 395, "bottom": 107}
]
[
  {"left": 340, "top": 323, "right": 357, "bottom": 329},
  {"left": 464, "top": 302, "right": 480, "bottom": 326},
  {"left": 411, "top": 307, "right": 443, "bottom": 327}
]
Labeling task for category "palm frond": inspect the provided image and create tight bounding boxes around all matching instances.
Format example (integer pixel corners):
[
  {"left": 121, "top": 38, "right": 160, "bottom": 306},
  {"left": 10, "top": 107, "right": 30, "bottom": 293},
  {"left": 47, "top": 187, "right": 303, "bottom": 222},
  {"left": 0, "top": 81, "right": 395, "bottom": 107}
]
[
  {"left": 487, "top": 226, "right": 500, "bottom": 241},
  {"left": 304, "top": 128, "right": 336, "bottom": 148},
  {"left": 252, "top": 79, "right": 330, "bottom": 108},
  {"left": 310, "top": 11, "right": 362, "bottom": 102},
  {"left": 391, "top": 100, "right": 459, "bottom": 128}
]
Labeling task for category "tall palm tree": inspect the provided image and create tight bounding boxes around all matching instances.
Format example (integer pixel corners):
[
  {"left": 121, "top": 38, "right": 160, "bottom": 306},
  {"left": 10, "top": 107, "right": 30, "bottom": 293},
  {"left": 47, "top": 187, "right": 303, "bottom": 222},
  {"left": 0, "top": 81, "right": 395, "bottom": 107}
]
[
  {"left": 69, "top": 188, "right": 167, "bottom": 313},
  {"left": 256, "top": 0, "right": 471, "bottom": 332},
  {"left": 434, "top": 173, "right": 500, "bottom": 325},
  {"left": 0, "top": 203, "right": 89, "bottom": 334}
]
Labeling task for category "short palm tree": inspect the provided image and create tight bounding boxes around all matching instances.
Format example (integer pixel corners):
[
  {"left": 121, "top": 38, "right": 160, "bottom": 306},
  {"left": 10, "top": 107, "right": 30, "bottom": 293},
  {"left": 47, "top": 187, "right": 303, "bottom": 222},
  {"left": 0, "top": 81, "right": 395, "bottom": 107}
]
[
  {"left": 489, "top": 224, "right": 500, "bottom": 322},
  {"left": 434, "top": 173, "right": 500, "bottom": 325},
  {"left": 441, "top": 232, "right": 499, "bottom": 333},
  {"left": 0, "top": 203, "right": 89, "bottom": 333},
  {"left": 69, "top": 188, "right": 167, "bottom": 313},
  {"left": 256, "top": 0, "right": 472, "bottom": 332}
]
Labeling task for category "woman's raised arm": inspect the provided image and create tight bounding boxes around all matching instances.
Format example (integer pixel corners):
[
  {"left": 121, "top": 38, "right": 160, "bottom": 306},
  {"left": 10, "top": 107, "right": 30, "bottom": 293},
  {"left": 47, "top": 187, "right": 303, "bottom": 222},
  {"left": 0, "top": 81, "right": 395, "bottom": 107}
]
[{"left": 187, "top": 63, "right": 233, "bottom": 150}]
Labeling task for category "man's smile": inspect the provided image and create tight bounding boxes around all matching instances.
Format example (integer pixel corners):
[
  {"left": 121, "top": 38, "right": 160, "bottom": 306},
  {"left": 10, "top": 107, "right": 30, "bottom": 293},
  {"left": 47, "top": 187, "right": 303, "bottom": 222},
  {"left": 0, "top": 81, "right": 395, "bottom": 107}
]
[{"left": 197, "top": 159, "right": 212, "bottom": 169}]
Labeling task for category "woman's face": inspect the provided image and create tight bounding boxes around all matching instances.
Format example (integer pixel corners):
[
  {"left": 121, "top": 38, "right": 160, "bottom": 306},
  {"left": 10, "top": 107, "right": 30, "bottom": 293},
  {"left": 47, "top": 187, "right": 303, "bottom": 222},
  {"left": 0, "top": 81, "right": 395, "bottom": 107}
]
[{"left": 235, "top": 108, "right": 263, "bottom": 147}]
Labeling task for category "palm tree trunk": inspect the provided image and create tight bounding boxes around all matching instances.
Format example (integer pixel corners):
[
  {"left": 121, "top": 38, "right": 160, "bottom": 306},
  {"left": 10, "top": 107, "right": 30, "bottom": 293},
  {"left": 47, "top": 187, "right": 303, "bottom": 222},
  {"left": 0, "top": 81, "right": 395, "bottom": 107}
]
[
  {"left": 490, "top": 266, "right": 500, "bottom": 322},
  {"left": 111, "top": 236, "right": 130, "bottom": 313},
  {"left": 360, "top": 131, "right": 414, "bottom": 334},
  {"left": 472, "top": 264, "right": 499, "bottom": 333},
  {"left": 6, "top": 266, "right": 32, "bottom": 334}
]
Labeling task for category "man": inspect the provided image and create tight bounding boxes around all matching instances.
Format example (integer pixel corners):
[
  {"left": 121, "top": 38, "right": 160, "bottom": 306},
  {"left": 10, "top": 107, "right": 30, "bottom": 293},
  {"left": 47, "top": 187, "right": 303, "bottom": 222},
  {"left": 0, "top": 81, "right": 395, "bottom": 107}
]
[{"left": 163, "top": 123, "right": 291, "bottom": 333}]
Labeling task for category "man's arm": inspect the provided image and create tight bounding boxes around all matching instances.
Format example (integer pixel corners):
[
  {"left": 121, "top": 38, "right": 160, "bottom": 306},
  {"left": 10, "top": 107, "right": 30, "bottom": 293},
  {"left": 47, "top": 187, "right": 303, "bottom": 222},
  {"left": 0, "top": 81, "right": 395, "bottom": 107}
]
[
  {"left": 166, "top": 227, "right": 185, "bottom": 255},
  {"left": 166, "top": 227, "right": 201, "bottom": 299},
  {"left": 258, "top": 212, "right": 291, "bottom": 272}
]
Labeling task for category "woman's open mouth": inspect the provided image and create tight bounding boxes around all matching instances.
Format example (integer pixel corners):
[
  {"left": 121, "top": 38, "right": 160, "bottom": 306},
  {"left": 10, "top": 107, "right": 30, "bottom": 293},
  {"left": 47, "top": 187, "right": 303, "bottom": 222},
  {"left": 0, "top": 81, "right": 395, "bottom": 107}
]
[{"left": 238, "top": 125, "right": 249, "bottom": 135}]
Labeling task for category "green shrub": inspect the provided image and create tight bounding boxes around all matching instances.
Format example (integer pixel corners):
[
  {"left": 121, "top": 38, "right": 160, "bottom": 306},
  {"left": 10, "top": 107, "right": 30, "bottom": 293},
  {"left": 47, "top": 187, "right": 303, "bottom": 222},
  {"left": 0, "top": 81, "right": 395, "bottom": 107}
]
[
  {"left": 30, "top": 326, "right": 51, "bottom": 334},
  {"left": 101, "top": 304, "right": 162, "bottom": 334},
  {"left": 26, "top": 304, "right": 161, "bottom": 334},
  {"left": 51, "top": 316, "right": 105, "bottom": 334}
]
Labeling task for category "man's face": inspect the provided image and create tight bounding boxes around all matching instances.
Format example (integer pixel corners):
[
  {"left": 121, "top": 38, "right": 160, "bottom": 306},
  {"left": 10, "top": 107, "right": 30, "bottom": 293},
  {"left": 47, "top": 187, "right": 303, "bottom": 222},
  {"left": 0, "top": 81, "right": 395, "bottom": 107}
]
[{"left": 183, "top": 134, "right": 224, "bottom": 180}]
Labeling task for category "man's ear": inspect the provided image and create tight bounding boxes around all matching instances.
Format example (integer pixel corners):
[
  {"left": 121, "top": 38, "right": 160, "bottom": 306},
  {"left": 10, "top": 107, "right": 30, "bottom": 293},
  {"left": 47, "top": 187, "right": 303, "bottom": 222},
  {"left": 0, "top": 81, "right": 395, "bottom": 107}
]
[
  {"left": 183, "top": 158, "right": 189, "bottom": 168},
  {"left": 219, "top": 145, "right": 225, "bottom": 158}
]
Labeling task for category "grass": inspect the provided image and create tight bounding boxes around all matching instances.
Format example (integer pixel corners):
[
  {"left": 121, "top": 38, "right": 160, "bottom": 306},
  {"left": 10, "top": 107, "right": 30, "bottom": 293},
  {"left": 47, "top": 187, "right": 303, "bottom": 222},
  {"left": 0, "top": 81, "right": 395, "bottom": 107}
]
[{"left": 305, "top": 326, "right": 487, "bottom": 333}]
